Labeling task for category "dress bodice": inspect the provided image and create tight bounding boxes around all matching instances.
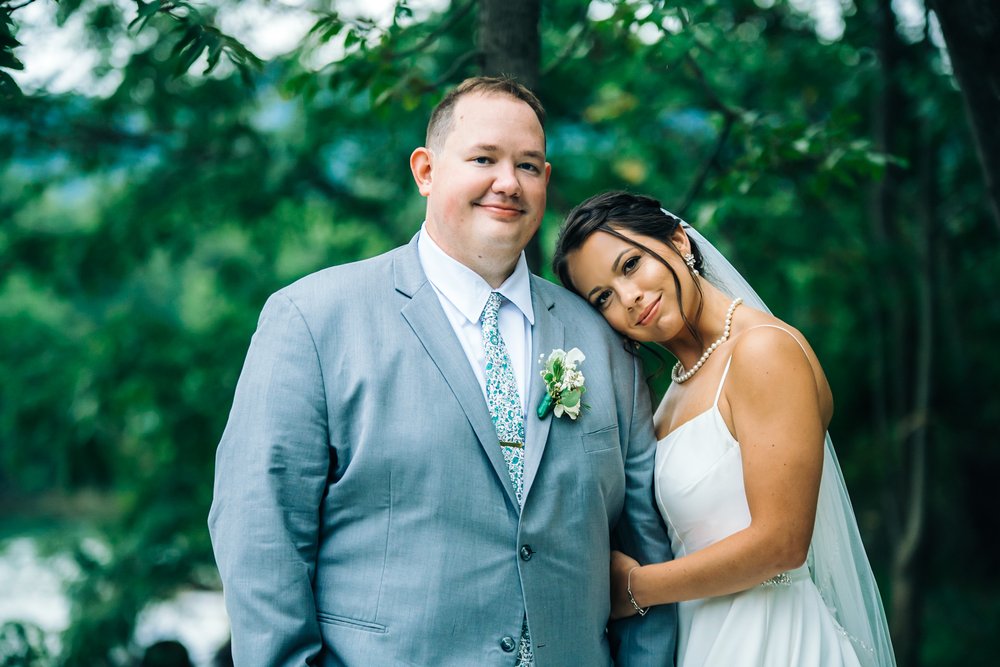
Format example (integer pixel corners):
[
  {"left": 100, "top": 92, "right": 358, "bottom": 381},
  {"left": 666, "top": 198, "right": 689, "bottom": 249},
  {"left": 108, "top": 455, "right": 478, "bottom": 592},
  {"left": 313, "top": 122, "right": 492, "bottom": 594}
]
[
  {"left": 654, "top": 357, "right": 749, "bottom": 557},
  {"left": 651, "top": 341, "right": 866, "bottom": 666}
]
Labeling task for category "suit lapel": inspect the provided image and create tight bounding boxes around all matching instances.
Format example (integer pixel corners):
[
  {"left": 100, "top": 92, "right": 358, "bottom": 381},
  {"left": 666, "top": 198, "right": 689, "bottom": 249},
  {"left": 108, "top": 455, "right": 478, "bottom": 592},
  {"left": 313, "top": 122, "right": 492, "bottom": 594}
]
[
  {"left": 394, "top": 240, "right": 520, "bottom": 510},
  {"left": 522, "top": 277, "right": 564, "bottom": 501}
]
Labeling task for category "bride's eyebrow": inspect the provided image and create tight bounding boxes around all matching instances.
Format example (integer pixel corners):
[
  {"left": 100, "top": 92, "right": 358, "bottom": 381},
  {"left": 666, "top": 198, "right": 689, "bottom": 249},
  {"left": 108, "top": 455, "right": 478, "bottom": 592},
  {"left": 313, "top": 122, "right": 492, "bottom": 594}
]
[
  {"left": 585, "top": 248, "right": 631, "bottom": 301},
  {"left": 610, "top": 248, "right": 630, "bottom": 272}
]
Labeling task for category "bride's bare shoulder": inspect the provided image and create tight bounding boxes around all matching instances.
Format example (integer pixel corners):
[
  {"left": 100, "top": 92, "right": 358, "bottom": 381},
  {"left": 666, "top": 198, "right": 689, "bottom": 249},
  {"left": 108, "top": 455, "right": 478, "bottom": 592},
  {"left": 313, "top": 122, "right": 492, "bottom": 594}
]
[
  {"left": 731, "top": 308, "right": 816, "bottom": 359},
  {"left": 727, "top": 315, "right": 833, "bottom": 424}
]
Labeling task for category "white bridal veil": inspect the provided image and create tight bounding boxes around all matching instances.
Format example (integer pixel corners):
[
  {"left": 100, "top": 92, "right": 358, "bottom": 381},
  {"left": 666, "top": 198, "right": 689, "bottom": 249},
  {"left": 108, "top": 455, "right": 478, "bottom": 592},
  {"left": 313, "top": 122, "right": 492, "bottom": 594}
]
[{"left": 678, "top": 216, "right": 897, "bottom": 667}]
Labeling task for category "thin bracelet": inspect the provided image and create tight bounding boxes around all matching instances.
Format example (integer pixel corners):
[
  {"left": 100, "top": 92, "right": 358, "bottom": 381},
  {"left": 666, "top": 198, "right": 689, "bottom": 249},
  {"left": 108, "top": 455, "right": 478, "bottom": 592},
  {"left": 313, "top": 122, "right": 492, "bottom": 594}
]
[{"left": 626, "top": 566, "right": 649, "bottom": 617}]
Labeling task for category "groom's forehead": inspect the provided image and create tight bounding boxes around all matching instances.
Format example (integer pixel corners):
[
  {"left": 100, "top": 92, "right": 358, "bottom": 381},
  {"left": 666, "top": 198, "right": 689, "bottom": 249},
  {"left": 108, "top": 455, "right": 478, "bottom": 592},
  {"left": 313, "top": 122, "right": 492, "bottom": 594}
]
[{"left": 442, "top": 94, "right": 546, "bottom": 150}]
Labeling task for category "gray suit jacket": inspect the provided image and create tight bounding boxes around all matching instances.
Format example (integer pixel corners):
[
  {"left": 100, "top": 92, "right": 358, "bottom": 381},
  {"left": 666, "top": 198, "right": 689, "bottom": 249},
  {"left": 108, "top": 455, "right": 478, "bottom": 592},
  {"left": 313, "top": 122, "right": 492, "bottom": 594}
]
[{"left": 208, "top": 236, "right": 676, "bottom": 666}]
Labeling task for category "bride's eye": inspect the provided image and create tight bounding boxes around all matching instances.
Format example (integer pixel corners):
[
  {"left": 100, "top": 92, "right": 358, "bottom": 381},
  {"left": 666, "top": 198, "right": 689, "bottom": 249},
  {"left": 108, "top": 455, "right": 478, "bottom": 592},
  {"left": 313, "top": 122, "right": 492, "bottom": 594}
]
[
  {"left": 623, "top": 256, "right": 640, "bottom": 273},
  {"left": 594, "top": 289, "right": 613, "bottom": 310}
]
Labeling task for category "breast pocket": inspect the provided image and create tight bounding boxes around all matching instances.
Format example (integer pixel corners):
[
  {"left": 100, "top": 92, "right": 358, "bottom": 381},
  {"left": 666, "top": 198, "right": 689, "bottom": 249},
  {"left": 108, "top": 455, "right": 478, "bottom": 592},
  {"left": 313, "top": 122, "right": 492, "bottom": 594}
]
[{"left": 582, "top": 424, "right": 620, "bottom": 452}]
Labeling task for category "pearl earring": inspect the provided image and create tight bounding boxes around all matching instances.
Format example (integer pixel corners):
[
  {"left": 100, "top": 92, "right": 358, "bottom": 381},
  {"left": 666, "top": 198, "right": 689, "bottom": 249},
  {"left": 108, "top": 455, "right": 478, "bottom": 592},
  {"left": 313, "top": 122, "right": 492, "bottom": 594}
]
[{"left": 683, "top": 252, "right": 699, "bottom": 276}]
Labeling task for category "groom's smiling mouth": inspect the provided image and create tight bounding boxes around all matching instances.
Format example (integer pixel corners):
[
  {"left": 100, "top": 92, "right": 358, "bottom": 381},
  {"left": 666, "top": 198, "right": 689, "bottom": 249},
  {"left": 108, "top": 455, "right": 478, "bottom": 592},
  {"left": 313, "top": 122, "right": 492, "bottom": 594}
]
[{"left": 475, "top": 201, "right": 525, "bottom": 217}]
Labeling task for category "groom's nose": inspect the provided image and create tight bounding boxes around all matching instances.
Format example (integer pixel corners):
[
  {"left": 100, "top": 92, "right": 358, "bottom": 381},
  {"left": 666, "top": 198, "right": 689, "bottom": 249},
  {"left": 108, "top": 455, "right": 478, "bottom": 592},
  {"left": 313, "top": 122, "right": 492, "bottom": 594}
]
[{"left": 491, "top": 162, "right": 521, "bottom": 196}]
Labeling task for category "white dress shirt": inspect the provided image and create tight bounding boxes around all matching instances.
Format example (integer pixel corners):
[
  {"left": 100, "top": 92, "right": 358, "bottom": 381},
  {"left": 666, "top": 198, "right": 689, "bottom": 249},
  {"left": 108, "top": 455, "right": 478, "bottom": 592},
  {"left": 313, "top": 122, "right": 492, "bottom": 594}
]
[{"left": 416, "top": 225, "right": 535, "bottom": 418}]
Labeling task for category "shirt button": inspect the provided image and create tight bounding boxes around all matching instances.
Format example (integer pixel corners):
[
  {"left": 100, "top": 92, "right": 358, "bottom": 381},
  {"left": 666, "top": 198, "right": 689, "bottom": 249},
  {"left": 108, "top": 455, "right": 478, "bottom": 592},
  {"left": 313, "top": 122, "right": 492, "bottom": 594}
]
[
  {"left": 519, "top": 545, "right": 534, "bottom": 561},
  {"left": 500, "top": 636, "right": 516, "bottom": 652}
]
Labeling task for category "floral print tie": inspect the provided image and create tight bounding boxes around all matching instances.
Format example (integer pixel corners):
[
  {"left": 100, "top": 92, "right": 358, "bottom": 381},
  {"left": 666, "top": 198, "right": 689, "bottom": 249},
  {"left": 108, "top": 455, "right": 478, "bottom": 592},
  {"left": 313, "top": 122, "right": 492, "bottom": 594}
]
[{"left": 481, "top": 291, "right": 533, "bottom": 666}]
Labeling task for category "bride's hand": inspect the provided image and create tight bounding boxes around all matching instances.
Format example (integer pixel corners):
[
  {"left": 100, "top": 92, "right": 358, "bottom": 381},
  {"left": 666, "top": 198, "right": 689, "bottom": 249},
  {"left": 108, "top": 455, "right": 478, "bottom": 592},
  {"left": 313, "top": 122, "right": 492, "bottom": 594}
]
[{"left": 609, "top": 550, "right": 642, "bottom": 621}]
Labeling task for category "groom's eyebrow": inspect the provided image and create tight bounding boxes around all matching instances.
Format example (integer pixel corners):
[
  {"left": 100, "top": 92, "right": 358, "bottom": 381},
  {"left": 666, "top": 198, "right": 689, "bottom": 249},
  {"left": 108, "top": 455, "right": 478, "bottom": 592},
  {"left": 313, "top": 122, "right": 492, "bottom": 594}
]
[{"left": 470, "top": 144, "right": 545, "bottom": 161}]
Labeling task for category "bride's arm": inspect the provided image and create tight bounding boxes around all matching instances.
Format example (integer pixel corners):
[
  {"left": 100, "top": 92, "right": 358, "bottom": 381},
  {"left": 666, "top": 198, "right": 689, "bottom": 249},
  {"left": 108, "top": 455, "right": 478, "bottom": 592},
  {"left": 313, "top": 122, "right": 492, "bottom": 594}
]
[{"left": 614, "top": 327, "right": 826, "bottom": 617}]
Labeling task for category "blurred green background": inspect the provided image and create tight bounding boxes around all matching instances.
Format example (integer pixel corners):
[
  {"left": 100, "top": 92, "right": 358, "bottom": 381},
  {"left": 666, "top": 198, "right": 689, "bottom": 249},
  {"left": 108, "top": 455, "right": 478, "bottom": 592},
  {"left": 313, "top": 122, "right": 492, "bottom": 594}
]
[{"left": 1, "top": 1, "right": 997, "bottom": 665}]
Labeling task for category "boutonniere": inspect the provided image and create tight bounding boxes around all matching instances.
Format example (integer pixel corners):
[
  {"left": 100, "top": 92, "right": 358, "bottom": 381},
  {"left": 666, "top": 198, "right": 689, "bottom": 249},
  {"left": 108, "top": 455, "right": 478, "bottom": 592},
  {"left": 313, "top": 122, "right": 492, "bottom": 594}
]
[{"left": 537, "top": 347, "right": 587, "bottom": 420}]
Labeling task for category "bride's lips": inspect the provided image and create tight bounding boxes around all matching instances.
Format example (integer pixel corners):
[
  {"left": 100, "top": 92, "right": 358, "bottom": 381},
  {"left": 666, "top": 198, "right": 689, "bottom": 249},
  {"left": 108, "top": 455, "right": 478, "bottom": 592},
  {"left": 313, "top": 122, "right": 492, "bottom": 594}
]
[{"left": 636, "top": 296, "right": 660, "bottom": 327}]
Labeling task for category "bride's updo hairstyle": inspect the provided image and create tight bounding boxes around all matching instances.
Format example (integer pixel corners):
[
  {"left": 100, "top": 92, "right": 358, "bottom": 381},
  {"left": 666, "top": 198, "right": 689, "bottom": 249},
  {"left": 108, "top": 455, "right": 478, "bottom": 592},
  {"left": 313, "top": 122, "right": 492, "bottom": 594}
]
[{"left": 553, "top": 191, "right": 706, "bottom": 348}]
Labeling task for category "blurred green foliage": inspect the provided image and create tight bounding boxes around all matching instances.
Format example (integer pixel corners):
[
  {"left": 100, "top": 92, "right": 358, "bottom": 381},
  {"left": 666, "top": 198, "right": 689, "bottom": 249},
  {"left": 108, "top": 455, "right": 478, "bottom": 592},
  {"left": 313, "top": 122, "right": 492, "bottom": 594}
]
[
  {"left": 1, "top": 1, "right": 997, "bottom": 665},
  {"left": 0, "top": 622, "right": 50, "bottom": 667}
]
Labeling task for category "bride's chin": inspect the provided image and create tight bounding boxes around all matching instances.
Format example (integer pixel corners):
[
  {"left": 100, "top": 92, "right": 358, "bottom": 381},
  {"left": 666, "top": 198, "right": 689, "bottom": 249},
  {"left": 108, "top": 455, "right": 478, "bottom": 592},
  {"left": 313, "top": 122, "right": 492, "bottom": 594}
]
[
  {"left": 609, "top": 324, "right": 630, "bottom": 339},
  {"left": 621, "top": 330, "right": 654, "bottom": 345}
]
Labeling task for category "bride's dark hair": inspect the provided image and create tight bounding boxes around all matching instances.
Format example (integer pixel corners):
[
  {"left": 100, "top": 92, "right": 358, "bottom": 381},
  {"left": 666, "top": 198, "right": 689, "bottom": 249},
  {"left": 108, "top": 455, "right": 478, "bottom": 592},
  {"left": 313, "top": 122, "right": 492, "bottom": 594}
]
[{"left": 552, "top": 191, "right": 706, "bottom": 350}]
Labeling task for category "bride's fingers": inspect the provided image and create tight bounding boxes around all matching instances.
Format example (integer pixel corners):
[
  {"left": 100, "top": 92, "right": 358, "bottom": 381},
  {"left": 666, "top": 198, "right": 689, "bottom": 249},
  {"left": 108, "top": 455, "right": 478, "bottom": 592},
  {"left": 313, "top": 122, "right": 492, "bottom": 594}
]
[
  {"left": 609, "top": 551, "right": 642, "bottom": 620},
  {"left": 611, "top": 550, "right": 640, "bottom": 572}
]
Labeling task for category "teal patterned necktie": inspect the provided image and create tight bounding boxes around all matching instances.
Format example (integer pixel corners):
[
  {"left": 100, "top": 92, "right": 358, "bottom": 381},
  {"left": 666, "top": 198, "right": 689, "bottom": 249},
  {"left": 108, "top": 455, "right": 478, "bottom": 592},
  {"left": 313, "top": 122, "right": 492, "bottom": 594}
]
[
  {"left": 481, "top": 292, "right": 533, "bottom": 666},
  {"left": 482, "top": 292, "right": 526, "bottom": 505}
]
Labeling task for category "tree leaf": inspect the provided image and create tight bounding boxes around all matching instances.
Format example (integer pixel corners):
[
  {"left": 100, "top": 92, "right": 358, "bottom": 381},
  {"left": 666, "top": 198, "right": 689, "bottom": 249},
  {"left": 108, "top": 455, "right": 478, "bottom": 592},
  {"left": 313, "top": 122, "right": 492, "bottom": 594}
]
[{"left": 0, "top": 69, "right": 22, "bottom": 98}]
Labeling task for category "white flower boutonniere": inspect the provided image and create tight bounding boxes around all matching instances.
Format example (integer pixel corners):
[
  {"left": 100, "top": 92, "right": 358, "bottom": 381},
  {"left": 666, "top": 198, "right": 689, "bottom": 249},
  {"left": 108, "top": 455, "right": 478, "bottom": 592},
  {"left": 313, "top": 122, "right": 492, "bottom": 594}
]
[{"left": 537, "top": 347, "right": 587, "bottom": 420}]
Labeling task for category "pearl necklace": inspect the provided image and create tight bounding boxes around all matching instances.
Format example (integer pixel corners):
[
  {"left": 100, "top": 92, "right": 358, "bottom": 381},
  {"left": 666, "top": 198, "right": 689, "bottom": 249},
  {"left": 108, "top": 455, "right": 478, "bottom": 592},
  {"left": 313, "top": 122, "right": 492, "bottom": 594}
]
[{"left": 671, "top": 297, "right": 743, "bottom": 384}]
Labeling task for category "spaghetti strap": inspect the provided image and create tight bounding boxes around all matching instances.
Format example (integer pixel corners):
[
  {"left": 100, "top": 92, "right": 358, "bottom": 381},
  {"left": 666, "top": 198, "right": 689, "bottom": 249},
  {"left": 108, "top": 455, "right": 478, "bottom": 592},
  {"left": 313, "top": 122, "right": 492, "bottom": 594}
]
[
  {"left": 742, "top": 324, "right": 809, "bottom": 357},
  {"left": 712, "top": 325, "right": 807, "bottom": 408},
  {"left": 712, "top": 356, "right": 734, "bottom": 407}
]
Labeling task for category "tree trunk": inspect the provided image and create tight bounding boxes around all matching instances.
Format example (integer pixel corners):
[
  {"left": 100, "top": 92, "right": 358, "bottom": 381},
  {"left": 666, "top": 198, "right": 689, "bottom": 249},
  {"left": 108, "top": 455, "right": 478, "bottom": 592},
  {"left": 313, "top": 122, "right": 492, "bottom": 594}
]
[
  {"left": 477, "top": 0, "right": 543, "bottom": 271},
  {"left": 890, "top": 116, "right": 937, "bottom": 667},
  {"left": 927, "top": 0, "right": 1000, "bottom": 232},
  {"left": 869, "top": 0, "right": 906, "bottom": 444},
  {"left": 478, "top": 0, "right": 541, "bottom": 90},
  {"left": 872, "top": 1, "right": 930, "bottom": 663}
]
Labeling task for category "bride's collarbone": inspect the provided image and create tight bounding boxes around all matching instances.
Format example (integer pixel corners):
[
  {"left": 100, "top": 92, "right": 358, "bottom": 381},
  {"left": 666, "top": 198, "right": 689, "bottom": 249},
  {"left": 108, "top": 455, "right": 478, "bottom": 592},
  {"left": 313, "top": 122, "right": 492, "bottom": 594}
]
[{"left": 654, "top": 355, "right": 736, "bottom": 439}]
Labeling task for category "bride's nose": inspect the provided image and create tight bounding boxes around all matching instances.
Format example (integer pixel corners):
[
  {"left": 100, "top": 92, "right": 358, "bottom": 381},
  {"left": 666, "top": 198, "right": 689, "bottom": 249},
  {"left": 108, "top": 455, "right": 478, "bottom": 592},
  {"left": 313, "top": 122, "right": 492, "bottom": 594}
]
[{"left": 623, "top": 285, "right": 643, "bottom": 310}]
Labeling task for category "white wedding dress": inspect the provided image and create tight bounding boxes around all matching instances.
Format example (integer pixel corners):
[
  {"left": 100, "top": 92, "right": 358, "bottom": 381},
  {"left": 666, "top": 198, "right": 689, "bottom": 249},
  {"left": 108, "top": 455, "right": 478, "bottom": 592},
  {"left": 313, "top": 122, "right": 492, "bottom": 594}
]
[{"left": 654, "top": 349, "right": 863, "bottom": 666}]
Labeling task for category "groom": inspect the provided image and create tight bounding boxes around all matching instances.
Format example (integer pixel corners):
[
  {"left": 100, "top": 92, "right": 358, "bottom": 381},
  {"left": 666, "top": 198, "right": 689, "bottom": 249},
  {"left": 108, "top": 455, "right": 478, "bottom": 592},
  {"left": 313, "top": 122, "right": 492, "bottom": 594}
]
[{"left": 209, "top": 76, "right": 676, "bottom": 666}]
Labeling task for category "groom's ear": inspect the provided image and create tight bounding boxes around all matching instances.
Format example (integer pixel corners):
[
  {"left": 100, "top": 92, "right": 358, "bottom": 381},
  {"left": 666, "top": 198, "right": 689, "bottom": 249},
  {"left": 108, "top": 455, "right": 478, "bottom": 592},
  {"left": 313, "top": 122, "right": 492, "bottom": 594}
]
[{"left": 410, "top": 147, "right": 434, "bottom": 196}]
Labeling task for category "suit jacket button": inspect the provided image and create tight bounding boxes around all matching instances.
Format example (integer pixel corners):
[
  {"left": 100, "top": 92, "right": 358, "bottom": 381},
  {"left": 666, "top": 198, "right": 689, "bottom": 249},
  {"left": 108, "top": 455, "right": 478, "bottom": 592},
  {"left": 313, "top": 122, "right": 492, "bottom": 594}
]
[
  {"left": 500, "top": 636, "right": 516, "bottom": 652},
  {"left": 519, "top": 545, "right": 534, "bottom": 561}
]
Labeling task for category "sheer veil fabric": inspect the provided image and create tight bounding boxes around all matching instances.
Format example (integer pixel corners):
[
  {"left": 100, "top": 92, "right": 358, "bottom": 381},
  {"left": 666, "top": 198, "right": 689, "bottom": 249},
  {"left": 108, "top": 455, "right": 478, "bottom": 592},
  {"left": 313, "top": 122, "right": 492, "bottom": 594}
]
[{"left": 675, "top": 215, "right": 897, "bottom": 667}]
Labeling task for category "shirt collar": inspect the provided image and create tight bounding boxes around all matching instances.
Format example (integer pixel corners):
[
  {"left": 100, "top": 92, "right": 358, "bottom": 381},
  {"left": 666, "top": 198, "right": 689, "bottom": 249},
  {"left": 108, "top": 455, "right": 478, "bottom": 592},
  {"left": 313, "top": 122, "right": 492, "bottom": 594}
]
[{"left": 417, "top": 224, "right": 535, "bottom": 326}]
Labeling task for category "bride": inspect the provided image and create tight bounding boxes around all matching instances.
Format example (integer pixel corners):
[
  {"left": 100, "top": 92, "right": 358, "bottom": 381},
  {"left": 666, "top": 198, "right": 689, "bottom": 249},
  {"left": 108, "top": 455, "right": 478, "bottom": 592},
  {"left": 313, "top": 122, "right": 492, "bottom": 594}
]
[{"left": 553, "top": 192, "right": 895, "bottom": 666}]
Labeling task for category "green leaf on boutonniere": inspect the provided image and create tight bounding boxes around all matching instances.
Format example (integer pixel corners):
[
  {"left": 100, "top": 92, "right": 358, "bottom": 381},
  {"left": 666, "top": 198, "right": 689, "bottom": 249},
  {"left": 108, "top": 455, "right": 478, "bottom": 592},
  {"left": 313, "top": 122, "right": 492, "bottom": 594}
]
[
  {"left": 537, "top": 347, "right": 588, "bottom": 421},
  {"left": 561, "top": 389, "right": 582, "bottom": 408}
]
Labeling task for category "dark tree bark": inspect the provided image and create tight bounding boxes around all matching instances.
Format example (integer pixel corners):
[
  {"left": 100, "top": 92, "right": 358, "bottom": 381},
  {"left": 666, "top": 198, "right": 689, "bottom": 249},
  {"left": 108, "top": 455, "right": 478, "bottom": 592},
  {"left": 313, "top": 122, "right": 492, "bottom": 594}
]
[
  {"left": 477, "top": 0, "right": 543, "bottom": 271},
  {"left": 478, "top": 0, "right": 541, "bottom": 90},
  {"left": 871, "top": 2, "right": 930, "bottom": 664},
  {"left": 927, "top": 0, "right": 1000, "bottom": 232}
]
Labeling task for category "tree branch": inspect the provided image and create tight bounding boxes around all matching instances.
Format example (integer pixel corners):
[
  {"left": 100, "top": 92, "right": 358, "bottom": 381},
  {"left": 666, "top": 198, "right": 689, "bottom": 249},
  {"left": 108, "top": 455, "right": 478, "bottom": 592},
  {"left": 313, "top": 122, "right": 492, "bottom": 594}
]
[
  {"left": 541, "top": 23, "right": 589, "bottom": 76},
  {"left": 392, "top": 0, "right": 475, "bottom": 59},
  {"left": 683, "top": 52, "right": 744, "bottom": 119},
  {"left": 674, "top": 114, "right": 734, "bottom": 217},
  {"left": 3, "top": 0, "right": 40, "bottom": 11},
  {"left": 927, "top": 0, "right": 1000, "bottom": 233},
  {"left": 541, "top": 3, "right": 592, "bottom": 76},
  {"left": 429, "top": 49, "right": 479, "bottom": 89}
]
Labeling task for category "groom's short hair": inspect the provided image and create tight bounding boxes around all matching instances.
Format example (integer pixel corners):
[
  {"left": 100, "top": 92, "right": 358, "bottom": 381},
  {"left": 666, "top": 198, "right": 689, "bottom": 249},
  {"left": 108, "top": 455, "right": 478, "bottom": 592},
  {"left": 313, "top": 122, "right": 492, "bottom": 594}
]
[{"left": 425, "top": 76, "right": 547, "bottom": 150}]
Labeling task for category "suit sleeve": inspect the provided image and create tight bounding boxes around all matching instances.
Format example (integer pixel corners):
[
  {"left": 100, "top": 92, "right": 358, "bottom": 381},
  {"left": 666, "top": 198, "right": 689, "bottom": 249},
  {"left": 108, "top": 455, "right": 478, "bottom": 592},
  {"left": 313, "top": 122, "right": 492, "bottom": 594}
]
[
  {"left": 608, "top": 354, "right": 678, "bottom": 666},
  {"left": 208, "top": 292, "right": 330, "bottom": 666}
]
